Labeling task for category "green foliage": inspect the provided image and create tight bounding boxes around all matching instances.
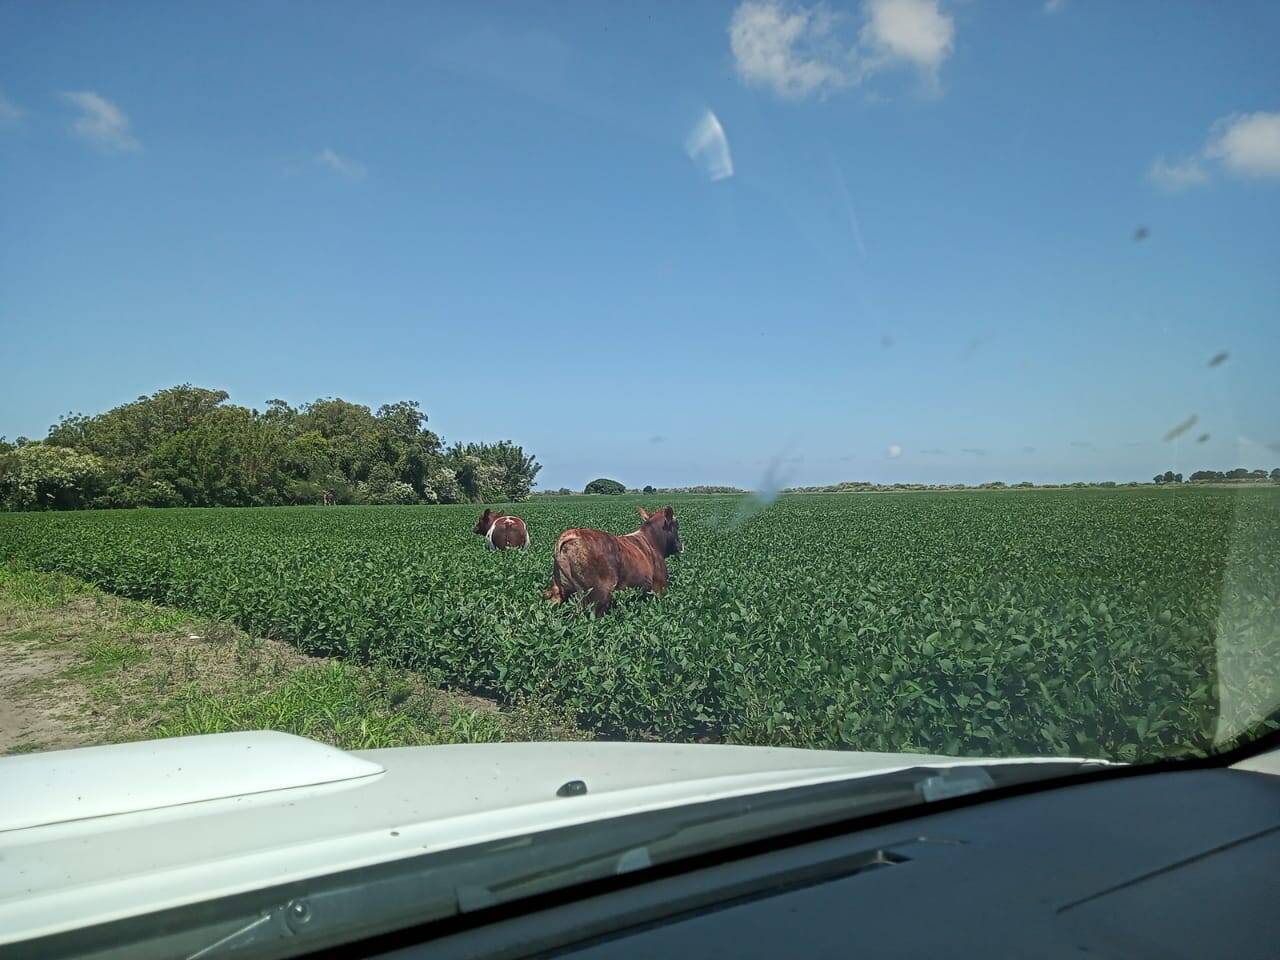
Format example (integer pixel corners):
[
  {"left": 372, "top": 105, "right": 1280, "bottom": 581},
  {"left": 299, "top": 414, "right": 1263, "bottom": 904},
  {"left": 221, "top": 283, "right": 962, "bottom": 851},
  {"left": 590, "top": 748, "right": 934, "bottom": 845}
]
[
  {"left": 0, "top": 443, "right": 108, "bottom": 510},
  {"left": 355, "top": 463, "right": 420, "bottom": 505},
  {"left": 446, "top": 441, "right": 540, "bottom": 502},
  {"left": 584, "top": 478, "right": 626, "bottom": 495},
  {"left": 153, "top": 661, "right": 586, "bottom": 749},
  {"left": 427, "top": 467, "right": 463, "bottom": 504},
  {"left": 2, "top": 488, "right": 1277, "bottom": 762},
  {"left": 1189, "top": 468, "right": 1280, "bottom": 483},
  {"left": 13, "top": 384, "right": 539, "bottom": 510},
  {"left": 635, "top": 485, "right": 745, "bottom": 494}
]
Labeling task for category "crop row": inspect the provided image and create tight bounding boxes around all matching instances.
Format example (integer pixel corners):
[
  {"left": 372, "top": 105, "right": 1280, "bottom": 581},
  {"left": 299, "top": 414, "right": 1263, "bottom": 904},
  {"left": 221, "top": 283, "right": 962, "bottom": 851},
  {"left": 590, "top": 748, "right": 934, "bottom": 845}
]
[{"left": 2, "top": 488, "right": 1277, "bottom": 761}]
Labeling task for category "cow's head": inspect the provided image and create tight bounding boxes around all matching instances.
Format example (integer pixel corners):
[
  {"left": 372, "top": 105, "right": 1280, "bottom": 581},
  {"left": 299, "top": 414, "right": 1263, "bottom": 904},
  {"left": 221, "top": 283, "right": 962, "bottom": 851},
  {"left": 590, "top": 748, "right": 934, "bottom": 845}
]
[
  {"left": 474, "top": 509, "right": 496, "bottom": 535},
  {"left": 638, "top": 505, "right": 683, "bottom": 556}
]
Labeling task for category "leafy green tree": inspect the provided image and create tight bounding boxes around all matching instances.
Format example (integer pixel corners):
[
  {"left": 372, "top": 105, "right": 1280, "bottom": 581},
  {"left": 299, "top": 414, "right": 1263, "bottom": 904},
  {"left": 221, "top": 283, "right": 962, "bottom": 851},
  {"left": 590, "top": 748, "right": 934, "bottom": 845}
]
[
  {"left": 585, "top": 477, "right": 626, "bottom": 495},
  {"left": 295, "top": 398, "right": 381, "bottom": 482},
  {"left": 0, "top": 444, "right": 107, "bottom": 510},
  {"left": 374, "top": 401, "right": 443, "bottom": 496},
  {"left": 50, "top": 385, "right": 230, "bottom": 462},
  {"left": 444, "top": 441, "right": 540, "bottom": 501},
  {"left": 282, "top": 430, "right": 333, "bottom": 481},
  {"left": 450, "top": 455, "right": 505, "bottom": 503},
  {"left": 19, "top": 384, "right": 539, "bottom": 510},
  {"left": 356, "top": 462, "right": 422, "bottom": 505},
  {"left": 284, "top": 479, "right": 327, "bottom": 505},
  {"left": 47, "top": 385, "right": 235, "bottom": 505},
  {"left": 428, "top": 467, "right": 463, "bottom": 504},
  {"left": 148, "top": 405, "right": 284, "bottom": 506}
]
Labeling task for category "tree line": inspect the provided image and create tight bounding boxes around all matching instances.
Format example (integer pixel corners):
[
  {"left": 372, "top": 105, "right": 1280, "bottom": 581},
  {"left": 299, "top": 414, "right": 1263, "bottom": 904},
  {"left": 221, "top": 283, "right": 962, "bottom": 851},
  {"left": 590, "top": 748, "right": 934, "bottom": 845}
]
[
  {"left": 534, "top": 479, "right": 745, "bottom": 496},
  {"left": 790, "top": 471, "right": 1280, "bottom": 494},
  {"left": 1157, "top": 468, "right": 1280, "bottom": 484},
  {"left": 0, "top": 385, "right": 540, "bottom": 511}
]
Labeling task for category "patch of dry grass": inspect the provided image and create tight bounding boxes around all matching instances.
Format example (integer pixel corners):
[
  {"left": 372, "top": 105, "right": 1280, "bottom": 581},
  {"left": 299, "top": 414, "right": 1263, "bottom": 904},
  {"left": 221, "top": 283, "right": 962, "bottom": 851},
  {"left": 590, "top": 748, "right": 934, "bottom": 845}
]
[{"left": 0, "top": 565, "right": 586, "bottom": 754}]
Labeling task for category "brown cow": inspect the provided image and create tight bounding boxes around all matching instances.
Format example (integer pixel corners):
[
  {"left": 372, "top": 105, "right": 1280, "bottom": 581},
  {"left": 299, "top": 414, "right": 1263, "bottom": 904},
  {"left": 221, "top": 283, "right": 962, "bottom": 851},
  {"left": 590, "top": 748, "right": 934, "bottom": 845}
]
[
  {"left": 475, "top": 509, "right": 530, "bottom": 550},
  {"left": 543, "top": 505, "right": 683, "bottom": 615}
]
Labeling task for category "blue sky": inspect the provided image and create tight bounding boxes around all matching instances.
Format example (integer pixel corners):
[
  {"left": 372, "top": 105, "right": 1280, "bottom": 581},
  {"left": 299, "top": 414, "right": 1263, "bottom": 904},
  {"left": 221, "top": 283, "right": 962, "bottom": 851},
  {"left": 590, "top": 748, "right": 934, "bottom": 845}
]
[{"left": 2, "top": 1, "right": 1278, "bottom": 489}]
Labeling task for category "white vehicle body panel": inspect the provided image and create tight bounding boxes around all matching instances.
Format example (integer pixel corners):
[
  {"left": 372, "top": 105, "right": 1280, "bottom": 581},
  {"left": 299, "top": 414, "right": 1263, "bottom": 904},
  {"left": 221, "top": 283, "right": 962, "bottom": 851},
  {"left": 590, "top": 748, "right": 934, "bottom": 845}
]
[
  {"left": 0, "top": 731, "right": 383, "bottom": 832},
  {"left": 0, "top": 732, "right": 1103, "bottom": 946}
]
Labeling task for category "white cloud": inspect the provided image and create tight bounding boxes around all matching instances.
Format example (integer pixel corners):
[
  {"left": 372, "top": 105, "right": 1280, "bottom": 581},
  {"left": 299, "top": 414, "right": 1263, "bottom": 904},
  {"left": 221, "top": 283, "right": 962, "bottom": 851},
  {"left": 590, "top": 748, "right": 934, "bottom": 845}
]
[
  {"left": 886, "top": 444, "right": 902, "bottom": 458},
  {"left": 729, "top": 1, "right": 850, "bottom": 99},
  {"left": 0, "top": 91, "right": 23, "bottom": 125},
  {"left": 729, "top": 0, "right": 955, "bottom": 100},
  {"left": 1205, "top": 112, "right": 1280, "bottom": 178},
  {"left": 1043, "top": 0, "right": 1066, "bottom": 12},
  {"left": 861, "top": 0, "right": 953, "bottom": 75},
  {"left": 315, "top": 147, "right": 367, "bottom": 180},
  {"left": 1151, "top": 110, "right": 1280, "bottom": 191},
  {"left": 1149, "top": 156, "right": 1208, "bottom": 192},
  {"left": 62, "top": 91, "right": 139, "bottom": 152},
  {"left": 684, "top": 110, "right": 734, "bottom": 181}
]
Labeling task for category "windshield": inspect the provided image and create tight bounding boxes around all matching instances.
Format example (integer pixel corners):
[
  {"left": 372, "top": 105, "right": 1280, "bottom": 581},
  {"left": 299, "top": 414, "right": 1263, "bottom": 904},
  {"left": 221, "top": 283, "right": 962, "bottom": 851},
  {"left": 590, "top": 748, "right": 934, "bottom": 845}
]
[{"left": 1, "top": 0, "right": 1278, "bottom": 951}]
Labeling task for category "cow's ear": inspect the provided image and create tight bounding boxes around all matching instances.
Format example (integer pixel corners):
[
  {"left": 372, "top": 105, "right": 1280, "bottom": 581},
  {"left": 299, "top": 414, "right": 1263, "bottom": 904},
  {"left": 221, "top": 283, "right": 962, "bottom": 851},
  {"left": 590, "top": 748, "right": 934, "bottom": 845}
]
[{"left": 637, "top": 505, "right": 650, "bottom": 520}]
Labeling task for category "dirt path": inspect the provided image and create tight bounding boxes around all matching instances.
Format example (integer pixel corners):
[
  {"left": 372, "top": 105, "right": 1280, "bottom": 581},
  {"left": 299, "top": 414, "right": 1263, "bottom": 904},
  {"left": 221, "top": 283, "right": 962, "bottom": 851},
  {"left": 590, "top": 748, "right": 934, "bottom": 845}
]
[
  {"left": 0, "top": 592, "right": 120, "bottom": 753},
  {"left": 0, "top": 567, "right": 584, "bottom": 756},
  {"left": 0, "top": 635, "right": 82, "bottom": 753}
]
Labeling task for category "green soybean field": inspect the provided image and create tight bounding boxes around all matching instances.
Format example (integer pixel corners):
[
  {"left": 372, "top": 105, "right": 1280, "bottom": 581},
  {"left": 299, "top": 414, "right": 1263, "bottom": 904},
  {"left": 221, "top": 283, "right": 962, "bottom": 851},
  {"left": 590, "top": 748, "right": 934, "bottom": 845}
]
[{"left": 2, "top": 488, "right": 1278, "bottom": 761}]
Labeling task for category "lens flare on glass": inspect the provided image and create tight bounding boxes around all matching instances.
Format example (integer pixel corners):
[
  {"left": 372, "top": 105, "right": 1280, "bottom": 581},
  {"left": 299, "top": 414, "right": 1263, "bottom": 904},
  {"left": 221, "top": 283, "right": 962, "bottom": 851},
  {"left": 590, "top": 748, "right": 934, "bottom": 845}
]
[{"left": 684, "top": 109, "right": 734, "bottom": 182}]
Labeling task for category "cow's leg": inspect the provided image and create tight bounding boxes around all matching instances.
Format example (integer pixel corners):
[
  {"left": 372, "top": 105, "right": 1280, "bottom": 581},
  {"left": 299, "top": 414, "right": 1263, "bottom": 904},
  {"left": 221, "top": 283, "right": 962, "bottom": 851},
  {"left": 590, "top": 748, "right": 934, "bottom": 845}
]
[
  {"left": 587, "top": 586, "right": 613, "bottom": 617},
  {"left": 544, "top": 559, "right": 570, "bottom": 604},
  {"left": 585, "top": 574, "right": 618, "bottom": 617}
]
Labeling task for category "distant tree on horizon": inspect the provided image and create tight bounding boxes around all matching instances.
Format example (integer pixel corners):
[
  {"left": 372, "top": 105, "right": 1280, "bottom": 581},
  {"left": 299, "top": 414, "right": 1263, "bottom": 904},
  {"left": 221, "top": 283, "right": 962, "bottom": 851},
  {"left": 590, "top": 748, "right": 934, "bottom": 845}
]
[{"left": 584, "top": 478, "right": 626, "bottom": 495}]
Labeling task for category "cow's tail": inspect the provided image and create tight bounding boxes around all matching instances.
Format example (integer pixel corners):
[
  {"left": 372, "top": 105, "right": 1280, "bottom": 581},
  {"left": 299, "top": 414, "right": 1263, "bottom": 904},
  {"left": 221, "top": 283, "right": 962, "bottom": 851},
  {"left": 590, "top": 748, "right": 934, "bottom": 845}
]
[
  {"left": 543, "top": 534, "right": 569, "bottom": 601},
  {"left": 543, "top": 533, "right": 578, "bottom": 602}
]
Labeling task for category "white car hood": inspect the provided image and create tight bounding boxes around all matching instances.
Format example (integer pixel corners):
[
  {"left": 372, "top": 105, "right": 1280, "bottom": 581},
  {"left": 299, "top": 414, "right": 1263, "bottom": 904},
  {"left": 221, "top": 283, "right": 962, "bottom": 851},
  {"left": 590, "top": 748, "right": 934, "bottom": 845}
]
[{"left": 0, "top": 732, "right": 1090, "bottom": 946}]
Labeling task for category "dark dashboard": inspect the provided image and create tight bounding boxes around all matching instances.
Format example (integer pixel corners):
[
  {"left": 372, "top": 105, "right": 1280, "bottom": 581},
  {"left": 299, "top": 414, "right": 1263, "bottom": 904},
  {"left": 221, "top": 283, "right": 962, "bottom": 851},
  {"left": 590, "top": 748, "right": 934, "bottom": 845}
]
[{"left": 382, "top": 762, "right": 1280, "bottom": 960}]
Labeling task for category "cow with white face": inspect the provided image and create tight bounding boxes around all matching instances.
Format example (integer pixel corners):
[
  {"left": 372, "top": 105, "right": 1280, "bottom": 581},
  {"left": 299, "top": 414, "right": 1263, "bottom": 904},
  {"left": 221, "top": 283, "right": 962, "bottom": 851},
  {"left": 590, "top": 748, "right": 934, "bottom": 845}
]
[{"left": 475, "top": 509, "right": 530, "bottom": 550}]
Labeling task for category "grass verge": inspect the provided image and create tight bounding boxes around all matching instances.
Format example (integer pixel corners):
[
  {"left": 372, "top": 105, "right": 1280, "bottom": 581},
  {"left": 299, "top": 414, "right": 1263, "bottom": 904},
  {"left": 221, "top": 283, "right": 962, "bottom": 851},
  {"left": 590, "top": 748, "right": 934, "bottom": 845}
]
[{"left": 0, "top": 564, "right": 586, "bottom": 755}]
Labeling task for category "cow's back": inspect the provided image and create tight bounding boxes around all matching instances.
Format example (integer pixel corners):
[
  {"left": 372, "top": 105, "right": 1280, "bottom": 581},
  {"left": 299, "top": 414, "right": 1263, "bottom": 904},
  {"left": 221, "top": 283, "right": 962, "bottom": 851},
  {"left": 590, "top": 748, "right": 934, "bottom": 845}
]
[
  {"left": 489, "top": 516, "right": 529, "bottom": 549},
  {"left": 553, "top": 528, "right": 662, "bottom": 591},
  {"left": 552, "top": 528, "right": 617, "bottom": 586}
]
